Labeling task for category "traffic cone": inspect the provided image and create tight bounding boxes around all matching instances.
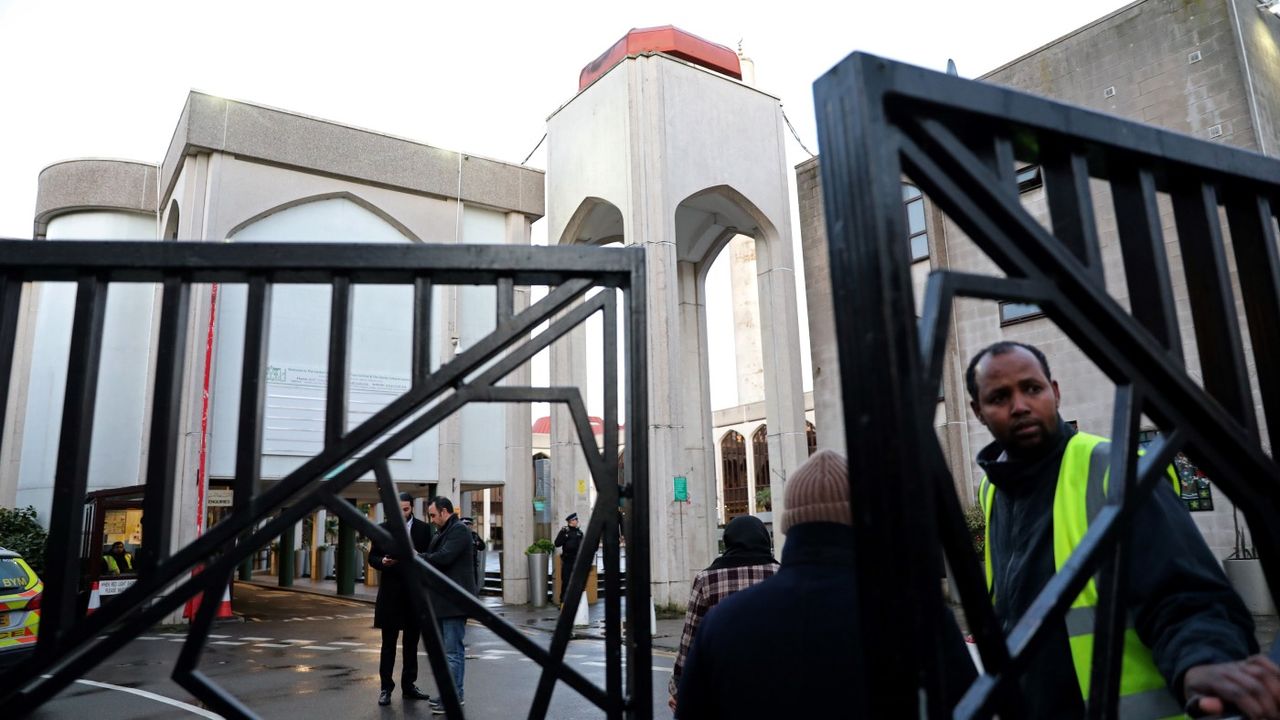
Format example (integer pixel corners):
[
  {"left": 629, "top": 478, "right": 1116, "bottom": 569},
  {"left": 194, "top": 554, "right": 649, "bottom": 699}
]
[
  {"left": 214, "top": 583, "right": 233, "bottom": 619},
  {"left": 85, "top": 582, "right": 101, "bottom": 615}
]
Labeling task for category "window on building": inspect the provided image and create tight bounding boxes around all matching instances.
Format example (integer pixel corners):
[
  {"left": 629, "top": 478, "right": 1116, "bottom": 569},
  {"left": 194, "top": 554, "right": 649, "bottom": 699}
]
[
  {"left": 752, "top": 425, "right": 772, "bottom": 512},
  {"left": 1137, "top": 429, "right": 1214, "bottom": 511},
  {"left": 721, "top": 431, "right": 749, "bottom": 521},
  {"left": 806, "top": 421, "right": 817, "bottom": 457},
  {"left": 903, "top": 184, "right": 929, "bottom": 261},
  {"left": 999, "top": 301, "right": 1045, "bottom": 325},
  {"left": 1015, "top": 165, "right": 1043, "bottom": 193}
]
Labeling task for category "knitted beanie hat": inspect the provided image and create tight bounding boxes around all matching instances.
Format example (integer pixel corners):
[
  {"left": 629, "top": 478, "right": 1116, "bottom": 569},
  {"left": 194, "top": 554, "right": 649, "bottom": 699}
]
[{"left": 779, "top": 449, "right": 851, "bottom": 535}]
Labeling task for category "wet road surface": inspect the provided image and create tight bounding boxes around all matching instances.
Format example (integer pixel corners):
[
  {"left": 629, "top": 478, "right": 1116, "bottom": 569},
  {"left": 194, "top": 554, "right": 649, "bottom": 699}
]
[{"left": 27, "top": 584, "right": 677, "bottom": 719}]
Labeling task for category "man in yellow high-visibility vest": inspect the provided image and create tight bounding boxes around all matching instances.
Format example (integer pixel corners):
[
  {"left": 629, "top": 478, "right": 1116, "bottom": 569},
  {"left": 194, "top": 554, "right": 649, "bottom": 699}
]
[{"left": 969, "top": 341, "right": 1280, "bottom": 719}]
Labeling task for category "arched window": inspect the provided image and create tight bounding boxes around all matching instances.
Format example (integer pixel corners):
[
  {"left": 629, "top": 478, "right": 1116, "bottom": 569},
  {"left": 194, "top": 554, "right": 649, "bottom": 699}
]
[
  {"left": 721, "top": 431, "right": 748, "bottom": 521},
  {"left": 752, "top": 425, "right": 772, "bottom": 512},
  {"left": 806, "top": 421, "right": 817, "bottom": 456},
  {"left": 903, "top": 184, "right": 929, "bottom": 261}
]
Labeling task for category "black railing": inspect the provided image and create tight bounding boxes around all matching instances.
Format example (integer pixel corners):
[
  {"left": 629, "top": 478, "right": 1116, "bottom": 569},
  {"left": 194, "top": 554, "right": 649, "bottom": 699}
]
[
  {"left": 815, "top": 53, "right": 1280, "bottom": 718},
  {"left": 0, "top": 240, "right": 651, "bottom": 719}
]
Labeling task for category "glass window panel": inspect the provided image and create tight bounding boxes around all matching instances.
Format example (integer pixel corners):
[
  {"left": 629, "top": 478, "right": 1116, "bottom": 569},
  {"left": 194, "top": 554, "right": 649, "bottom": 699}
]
[
  {"left": 907, "top": 198, "right": 926, "bottom": 235},
  {"left": 999, "top": 302, "right": 1042, "bottom": 323},
  {"left": 911, "top": 234, "right": 929, "bottom": 261}
]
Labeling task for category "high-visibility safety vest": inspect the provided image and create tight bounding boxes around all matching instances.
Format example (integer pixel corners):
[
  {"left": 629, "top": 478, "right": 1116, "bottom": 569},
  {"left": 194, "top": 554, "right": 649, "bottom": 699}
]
[
  {"left": 979, "top": 432, "right": 1184, "bottom": 720},
  {"left": 102, "top": 552, "right": 132, "bottom": 575}
]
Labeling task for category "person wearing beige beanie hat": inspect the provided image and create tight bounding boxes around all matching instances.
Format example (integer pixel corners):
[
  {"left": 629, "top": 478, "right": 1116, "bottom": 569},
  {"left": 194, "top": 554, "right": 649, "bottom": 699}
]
[
  {"left": 778, "top": 449, "right": 852, "bottom": 534},
  {"left": 676, "top": 451, "right": 975, "bottom": 718}
]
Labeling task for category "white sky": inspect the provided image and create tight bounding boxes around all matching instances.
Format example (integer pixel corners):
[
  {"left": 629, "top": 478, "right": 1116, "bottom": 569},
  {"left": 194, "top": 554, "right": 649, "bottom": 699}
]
[{"left": 0, "top": 0, "right": 1136, "bottom": 413}]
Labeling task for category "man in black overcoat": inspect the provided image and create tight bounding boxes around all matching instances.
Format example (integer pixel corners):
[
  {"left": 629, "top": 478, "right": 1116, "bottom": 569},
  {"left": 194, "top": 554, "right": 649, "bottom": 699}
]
[{"left": 369, "top": 492, "right": 434, "bottom": 706}]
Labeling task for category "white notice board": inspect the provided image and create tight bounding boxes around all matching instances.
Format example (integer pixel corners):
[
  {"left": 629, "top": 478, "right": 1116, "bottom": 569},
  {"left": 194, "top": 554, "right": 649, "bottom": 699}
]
[{"left": 262, "top": 365, "right": 413, "bottom": 459}]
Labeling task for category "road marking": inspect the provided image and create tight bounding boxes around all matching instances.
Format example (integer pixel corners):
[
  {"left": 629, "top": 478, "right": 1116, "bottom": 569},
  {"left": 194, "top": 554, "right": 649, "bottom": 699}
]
[
  {"left": 211, "top": 641, "right": 248, "bottom": 646},
  {"left": 255, "top": 643, "right": 292, "bottom": 648},
  {"left": 356, "top": 648, "right": 380, "bottom": 654},
  {"left": 70, "top": 679, "right": 223, "bottom": 719},
  {"left": 282, "top": 639, "right": 314, "bottom": 644},
  {"left": 303, "top": 646, "right": 341, "bottom": 651},
  {"left": 137, "top": 637, "right": 164, "bottom": 641},
  {"left": 241, "top": 636, "right": 273, "bottom": 641},
  {"left": 207, "top": 634, "right": 230, "bottom": 639},
  {"left": 329, "top": 641, "right": 363, "bottom": 646}
]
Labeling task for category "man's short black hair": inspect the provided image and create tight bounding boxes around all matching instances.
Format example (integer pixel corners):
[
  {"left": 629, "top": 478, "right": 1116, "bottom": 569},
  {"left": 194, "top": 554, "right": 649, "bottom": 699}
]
[
  {"left": 965, "top": 341, "right": 1053, "bottom": 402},
  {"left": 398, "top": 491, "right": 413, "bottom": 503},
  {"left": 430, "top": 496, "right": 454, "bottom": 515}
]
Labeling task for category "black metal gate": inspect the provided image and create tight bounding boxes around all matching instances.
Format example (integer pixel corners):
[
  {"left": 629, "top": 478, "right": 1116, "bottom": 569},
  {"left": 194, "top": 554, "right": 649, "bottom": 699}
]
[
  {"left": 815, "top": 53, "right": 1280, "bottom": 718},
  {"left": 0, "top": 240, "right": 651, "bottom": 719}
]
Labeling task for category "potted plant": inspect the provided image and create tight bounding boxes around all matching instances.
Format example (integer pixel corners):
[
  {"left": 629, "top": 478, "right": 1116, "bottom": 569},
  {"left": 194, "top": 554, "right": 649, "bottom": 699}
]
[
  {"left": 525, "top": 538, "right": 555, "bottom": 608},
  {"left": 1223, "top": 507, "right": 1275, "bottom": 615}
]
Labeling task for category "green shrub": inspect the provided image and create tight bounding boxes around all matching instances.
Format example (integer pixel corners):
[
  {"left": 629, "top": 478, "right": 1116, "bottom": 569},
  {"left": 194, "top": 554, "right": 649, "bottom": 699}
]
[
  {"left": 0, "top": 506, "right": 48, "bottom": 576},
  {"left": 964, "top": 503, "right": 985, "bottom": 556},
  {"left": 525, "top": 538, "right": 555, "bottom": 555}
]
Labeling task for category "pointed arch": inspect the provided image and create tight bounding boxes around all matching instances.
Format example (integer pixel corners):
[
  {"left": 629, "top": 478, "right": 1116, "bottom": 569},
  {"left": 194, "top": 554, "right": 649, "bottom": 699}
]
[
  {"left": 558, "top": 196, "right": 624, "bottom": 246},
  {"left": 163, "top": 200, "right": 180, "bottom": 241},
  {"left": 224, "top": 191, "right": 422, "bottom": 242},
  {"left": 674, "top": 183, "right": 781, "bottom": 274}
]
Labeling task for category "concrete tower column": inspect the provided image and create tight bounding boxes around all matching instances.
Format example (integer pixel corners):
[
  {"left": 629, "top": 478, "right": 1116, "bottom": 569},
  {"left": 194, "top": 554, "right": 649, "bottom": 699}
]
[
  {"left": 501, "top": 211, "right": 535, "bottom": 604},
  {"left": 547, "top": 34, "right": 808, "bottom": 605}
]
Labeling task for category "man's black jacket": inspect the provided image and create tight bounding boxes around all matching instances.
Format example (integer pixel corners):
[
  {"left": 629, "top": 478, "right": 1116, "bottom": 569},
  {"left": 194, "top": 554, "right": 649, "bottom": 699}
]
[
  {"left": 369, "top": 517, "right": 433, "bottom": 630},
  {"left": 555, "top": 525, "right": 583, "bottom": 560},
  {"left": 980, "top": 421, "right": 1256, "bottom": 717},
  {"left": 423, "top": 514, "right": 478, "bottom": 618}
]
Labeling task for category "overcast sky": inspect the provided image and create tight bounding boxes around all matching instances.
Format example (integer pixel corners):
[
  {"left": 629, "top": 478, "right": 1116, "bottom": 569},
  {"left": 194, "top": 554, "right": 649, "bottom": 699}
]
[{"left": 0, "top": 0, "right": 1135, "bottom": 412}]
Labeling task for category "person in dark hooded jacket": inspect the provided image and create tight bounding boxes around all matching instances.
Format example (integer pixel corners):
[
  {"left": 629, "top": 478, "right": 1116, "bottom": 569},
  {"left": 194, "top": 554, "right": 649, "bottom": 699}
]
[
  {"left": 969, "top": 341, "right": 1280, "bottom": 718},
  {"left": 667, "top": 513, "right": 779, "bottom": 711},
  {"left": 677, "top": 450, "right": 975, "bottom": 718}
]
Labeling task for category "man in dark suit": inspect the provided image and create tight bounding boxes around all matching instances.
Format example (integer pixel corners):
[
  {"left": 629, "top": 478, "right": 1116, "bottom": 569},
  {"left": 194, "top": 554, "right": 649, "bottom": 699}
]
[
  {"left": 369, "top": 492, "right": 434, "bottom": 706},
  {"left": 424, "top": 496, "right": 478, "bottom": 714}
]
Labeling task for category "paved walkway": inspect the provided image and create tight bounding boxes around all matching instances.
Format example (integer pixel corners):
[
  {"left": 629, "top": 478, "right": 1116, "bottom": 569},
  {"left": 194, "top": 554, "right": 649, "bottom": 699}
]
[{"left": 238, "top": 574, "right": 685, "bottom": 653}]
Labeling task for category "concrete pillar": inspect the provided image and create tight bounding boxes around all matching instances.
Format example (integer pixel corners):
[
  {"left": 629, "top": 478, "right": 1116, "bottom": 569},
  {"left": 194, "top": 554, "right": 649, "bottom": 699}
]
[
  {"left": 278, "top": 512, "right": 294, "bottom": 587},
  {"left": 438, "top": 248, "right": 461, "bottom": 503},
  {"left": 744, "top": 425, "right": 759, "bottom": 516},
  {"left": 364, "top": 502, "right": 380, "bottom": 587},
  {"left": 728, "top": 235, "right": 765, "bottom": 406},
  {"left": 501, "top": 211, "right": 535, "bottom": 604},
  {"left": 755, "top": 230, "right": 809, "bottom": 546},
  {"left": 482, "top": 489, "right": 492, "bottom": 546},
  {"left": 336, "top": 501, "right": 356, "bottom": 596},
  {"left": 0, "top": 283, "right": 36, "bottom": 509},
  {"left": 549, "top": 303, "right": 591, "bottom": 539}
]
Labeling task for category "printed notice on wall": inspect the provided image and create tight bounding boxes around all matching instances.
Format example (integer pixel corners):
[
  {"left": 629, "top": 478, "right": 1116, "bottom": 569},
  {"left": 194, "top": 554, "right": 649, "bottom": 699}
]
[{"left": 263, "top": 365, "right": 413, "bottom": 459}]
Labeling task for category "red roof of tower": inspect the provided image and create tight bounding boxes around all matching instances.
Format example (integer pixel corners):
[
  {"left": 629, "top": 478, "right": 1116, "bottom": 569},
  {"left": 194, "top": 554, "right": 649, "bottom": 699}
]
[{"left": 579, "top": 25, "right": 742, "bottom": 91}]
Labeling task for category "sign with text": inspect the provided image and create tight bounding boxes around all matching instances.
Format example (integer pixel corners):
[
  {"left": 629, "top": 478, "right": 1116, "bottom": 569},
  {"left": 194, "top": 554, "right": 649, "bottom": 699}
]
[
  {"left": 262, "top": 365, "right": 413, "bottom": 460},
  {"left": 207, "top": 487, "right": 233, "bottom": 507}
]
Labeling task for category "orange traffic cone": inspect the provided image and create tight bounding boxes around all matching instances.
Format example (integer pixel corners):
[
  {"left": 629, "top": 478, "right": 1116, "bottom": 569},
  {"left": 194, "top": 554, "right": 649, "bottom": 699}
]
[
  {"left": 85, "top": 581, "right": 101, "bottom": 615},
  {"left": 214, "top": 583, "right": 233, "bottom": 619}
]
